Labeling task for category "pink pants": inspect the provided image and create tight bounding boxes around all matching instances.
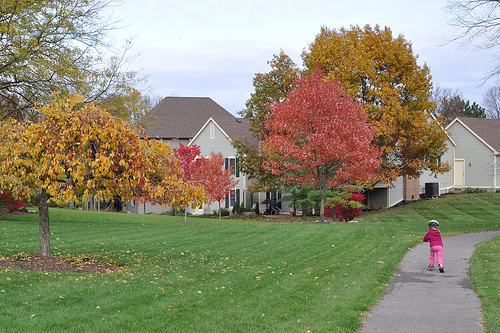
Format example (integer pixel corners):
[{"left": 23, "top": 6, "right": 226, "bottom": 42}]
[{"left": 429, "top": 246, "right": 443, "bottom": 267}]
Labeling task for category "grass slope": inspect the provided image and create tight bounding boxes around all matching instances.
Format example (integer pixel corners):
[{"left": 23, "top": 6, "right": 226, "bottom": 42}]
[
  {"left": 470, "top": 236, "right": 500, "bottom": 333},
  {"left": 0, "top": 193, "right": 499, "bottom": 333}
]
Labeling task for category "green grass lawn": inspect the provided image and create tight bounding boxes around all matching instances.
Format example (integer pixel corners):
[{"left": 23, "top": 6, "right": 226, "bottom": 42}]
[
  {"left": 0, "top": 193, "right": 499, "bottom": 333},
  {"left": 470, "top": 235, "right": 500, "bottom": 333}
]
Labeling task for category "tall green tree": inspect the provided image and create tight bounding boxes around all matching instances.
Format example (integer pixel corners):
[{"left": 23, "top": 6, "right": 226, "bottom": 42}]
[
  {"left": 432, "top": 86, "right": 486, "bottom": 122},
  {"left": 302, "top": 25, "right": 450, "bottom": 182},
  {"left": 98, "top": 87, "right": 161, "bottom": 126},
  {"left": 463, "top": 101, "right": 486, "bottom": 118},
  {"left": 0, "top": 0, "right": 138, "bottom": 120},
  {"left": 281, "top": 185, "right": 315, "bottom": 222},
  {"left": 234, "top": 50, "right": 300, "bottom": 192},
  {"left": 432, "top": 86, "right": 467, "bottom": 123}
]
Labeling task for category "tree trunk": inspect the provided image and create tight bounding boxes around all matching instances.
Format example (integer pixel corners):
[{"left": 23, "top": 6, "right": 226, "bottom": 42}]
[
  {"left": 302, "top": 209, "right": 307, "bottom": 222},
  {"left": 38, "top": 189, "right": 51, "bottom": 256},
  {"left": 218, "top": 201, "right": 222, "bottom": 219},
  {"left": 184, "top": 206, "right": 188, "bottom": 222},
  {"left": 318, "top": 186, "right": 327, "bottom": 223}
]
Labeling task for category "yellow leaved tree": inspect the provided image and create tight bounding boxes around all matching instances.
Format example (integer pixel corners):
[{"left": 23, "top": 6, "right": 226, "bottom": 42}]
[{"left": 0, "top": 94, "right": 205, "bottom": 256}]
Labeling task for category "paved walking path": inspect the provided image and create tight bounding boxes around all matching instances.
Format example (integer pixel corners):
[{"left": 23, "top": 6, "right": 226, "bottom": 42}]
[{"left": 360, "top": 230, "right": 499, "bottom": 333}]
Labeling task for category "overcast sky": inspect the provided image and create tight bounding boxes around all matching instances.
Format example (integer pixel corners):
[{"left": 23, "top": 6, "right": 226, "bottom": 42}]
[{"left": 105, "top": 0, "right": 498, "bottom": 115}]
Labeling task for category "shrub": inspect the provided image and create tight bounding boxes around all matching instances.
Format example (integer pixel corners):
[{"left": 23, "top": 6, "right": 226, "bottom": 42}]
[
  {"left": 64, "top": 254, "right": 91, "bottom": 264},
  {"left": 213, "top": 208, "right": 230, "bottom": 217},
  {"left": 232, "top": 202, "right": 244, "bottom": 215},
  {"left": 334, "top": 193, "right": 366, "bottom": 222},
  {"left": 465, "top": 188, "right": 487, "bottom": 193},
  {"left": 13, "top": 252, "right": 31, "bottom": 261},
  {"left": 324, "top": 206, "right": 333, "bottom": 218},
  {"left": 0, "top": 191, "right": 25, "bottom": 211}
]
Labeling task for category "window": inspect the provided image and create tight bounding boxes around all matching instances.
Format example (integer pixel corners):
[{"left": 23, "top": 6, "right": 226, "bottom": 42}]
[
  {"left": 225, "top": 189, "right": 240, "bottom": 208},
  {"left": 225, "top": 157, "right": 239, "bottom": 177}
]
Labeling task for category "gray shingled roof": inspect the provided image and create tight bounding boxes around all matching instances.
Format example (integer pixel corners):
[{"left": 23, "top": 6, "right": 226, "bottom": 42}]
[
  {"left": 457, "top": 117, "right": 500, "bottom": 152},
  {"left": 143, "top": 97, "right": 235, "bottom": 139},
  {"left": 142, "top": 96, "right": 258, "bottom": 147}
]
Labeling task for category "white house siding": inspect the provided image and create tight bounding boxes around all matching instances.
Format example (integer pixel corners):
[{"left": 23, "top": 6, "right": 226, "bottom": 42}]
[
  {"left": 419, "top": 137, "right": 455, "bottom": 195},
  {"left": 449, "top": 122, "right": 496, "bottom": 188}
]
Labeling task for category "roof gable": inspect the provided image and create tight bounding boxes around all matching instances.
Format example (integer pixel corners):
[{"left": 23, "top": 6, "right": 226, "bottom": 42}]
[
  {"left": 142, "top": 97, "right": 236, "bottom": 139},
  {"left": 190, "top": 117, "right": 230, "bottom": 145},
  {"left": 189, "top": 117, "right": 258, "bottom": 148},
  {"left": 448, "top": 117, "right": 500, "bottom": 153}
]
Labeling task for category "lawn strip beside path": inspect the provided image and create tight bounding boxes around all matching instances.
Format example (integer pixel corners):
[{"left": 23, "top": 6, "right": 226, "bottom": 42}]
[{"left": 470, "top": 235, "right": 500, "bottom": 333}]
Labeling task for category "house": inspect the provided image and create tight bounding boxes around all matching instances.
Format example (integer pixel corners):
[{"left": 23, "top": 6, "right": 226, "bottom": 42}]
[
  {"left": 129, "top": 96, "right": 468, "bottom": 215},
  {"left": 365, "top": 115, "right": 457, "bottom": 209},
  {"left": 187, "top": 116, "right": 289, "bottom": 215},
  {"left": 127, "top": 96, "right": 288, "bottom": 215},
  {"left": 446, "top": 117, "right": 500, "bottom": 191}
]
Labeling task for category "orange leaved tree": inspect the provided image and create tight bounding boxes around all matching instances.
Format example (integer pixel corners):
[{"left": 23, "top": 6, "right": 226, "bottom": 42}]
[
  {"left": 0, "top": 94, "right": 191, "bottom": 256},
  {"left": 195, "top": 152, "right": 239, "bottom": 219},
  {"left": 263, "top": 70, "right": 382, "bottom": 223}
]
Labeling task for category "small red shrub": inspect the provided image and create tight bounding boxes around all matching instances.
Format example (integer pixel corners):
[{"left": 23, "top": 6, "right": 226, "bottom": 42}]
[
  {"left": 0, "top": 191, "right": 25, "bottom": 211},
  {"left": 334, "top": 193, "right": 365, "bottom": 222}
]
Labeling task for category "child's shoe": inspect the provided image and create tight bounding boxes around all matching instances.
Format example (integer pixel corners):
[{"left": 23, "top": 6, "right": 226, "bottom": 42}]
[
  {"left": 428, "top": 264, "right": 434, "bottom": 271},
  {"left": 439, "top": 266, "right": 444, "bottom": 273}
]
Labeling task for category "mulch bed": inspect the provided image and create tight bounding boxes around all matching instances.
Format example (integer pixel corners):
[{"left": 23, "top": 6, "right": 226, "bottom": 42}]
[
  {"left": 0, "top": 254, "right": 124, "bottom": 274},
  {"left": 0, "top": 209, "right": 37, "bottom": 216}
]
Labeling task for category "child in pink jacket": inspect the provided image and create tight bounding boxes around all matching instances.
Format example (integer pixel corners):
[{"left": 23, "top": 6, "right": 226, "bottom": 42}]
[{"left": 423, "top": 220, "right": 444, "bottom": 273}]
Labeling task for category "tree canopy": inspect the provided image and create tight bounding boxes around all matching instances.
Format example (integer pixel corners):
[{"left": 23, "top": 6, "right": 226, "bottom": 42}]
[
  {"left": 0, "top": 94, "right": 193, "bottom": 256},
  {"left": 302, "top": 25, "right": 450, "bottom": 181},
  {"left": 0, "top": 0, "right": 138, "bottom": 120},
  {"left": 263, "top": 70, "right": 381, "bottom": 223},
  {"left": 432, "top": 86, "right": 486, "bottom": 122},
  {"left": 234, "top": 51, "right": 300, "bottom": 192}
]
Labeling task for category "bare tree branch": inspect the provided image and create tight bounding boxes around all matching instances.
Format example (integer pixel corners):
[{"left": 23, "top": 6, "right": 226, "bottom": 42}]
[{"left": 447, "top": 0, "right": 500, "bottom": 79}]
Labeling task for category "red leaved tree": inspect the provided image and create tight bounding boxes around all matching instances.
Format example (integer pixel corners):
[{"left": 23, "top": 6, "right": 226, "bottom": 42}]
[
  {"left": 195, "top": 152, "right": 239, "bottom": 219},
  {"left": 173, "top": 143, "right": 205, "bottom": 221},
  {"left": 263, "top": 69, "right": 382, "bottom": 223}
]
